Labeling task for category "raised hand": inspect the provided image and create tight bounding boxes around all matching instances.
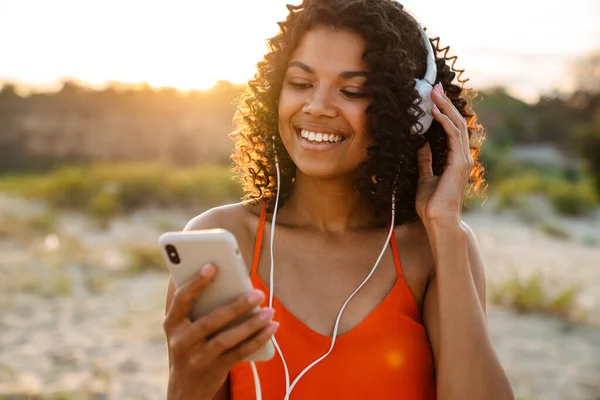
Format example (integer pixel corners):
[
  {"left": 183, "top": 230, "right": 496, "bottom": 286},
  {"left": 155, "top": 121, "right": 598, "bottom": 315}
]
[{"left": 415, "top": 82, "right": 473, "bottom": 227}]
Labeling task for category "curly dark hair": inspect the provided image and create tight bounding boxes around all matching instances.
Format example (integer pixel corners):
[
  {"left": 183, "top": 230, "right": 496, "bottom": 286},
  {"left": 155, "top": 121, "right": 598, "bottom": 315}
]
[{"left": 231, "top": 0, "right": 486, "bottom": 225}]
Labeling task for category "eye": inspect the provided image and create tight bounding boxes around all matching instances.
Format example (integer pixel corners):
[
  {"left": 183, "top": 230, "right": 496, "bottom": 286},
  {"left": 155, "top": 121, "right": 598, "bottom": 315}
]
[
  {"left": 288, "top": 80, "right": 313, "bottom": 90},
  {"left": 341, "top": 90, "right": 367, "bottom": 99}
]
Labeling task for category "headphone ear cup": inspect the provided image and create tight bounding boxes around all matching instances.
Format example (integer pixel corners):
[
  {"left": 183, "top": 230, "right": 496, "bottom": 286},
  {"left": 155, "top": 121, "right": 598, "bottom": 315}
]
[{"left": 411, "top": 79, "right": 434, "bottom": 135}]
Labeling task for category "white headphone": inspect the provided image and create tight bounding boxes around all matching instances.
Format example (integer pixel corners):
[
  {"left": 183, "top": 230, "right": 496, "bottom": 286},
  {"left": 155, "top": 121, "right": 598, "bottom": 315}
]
[
  {"left": 248, "top": 17, "right": 436, "bottom": 400},
  {"left": 412, "top": 21, "right": 438, "bottom": 135}
]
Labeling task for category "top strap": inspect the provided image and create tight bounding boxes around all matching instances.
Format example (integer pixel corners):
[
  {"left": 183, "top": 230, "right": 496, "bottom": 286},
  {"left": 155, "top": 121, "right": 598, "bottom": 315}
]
[
  {"left": 389, "top": 228, "right": 404, "bottom": 277},
  {"left": 251, "top": 202, "right": 268, "bottom": 274}
]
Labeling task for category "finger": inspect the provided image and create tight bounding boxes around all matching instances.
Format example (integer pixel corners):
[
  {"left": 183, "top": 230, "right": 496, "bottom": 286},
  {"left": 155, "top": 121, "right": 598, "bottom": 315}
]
[
  {"left": 199, "top": 308, "right": 275, "bottom": 364},
  {"left": 163, "top": 264, "right": 216, "bottom": 333},
  {"left": 432, "top": 84, "right": 471, "bottom": 165},
  {"left": 431, "top": 83, "right": 467, "bottom": 132},
  {"left": 432, "top": 104, "right": 465, "bottom": 164},
  {"left": 417, "top": 141, "right": 433, "bottom": 181},
  {"left": 221, "top": 322, "right": 280, "bottom": 368},
  {"left": 171, "top": 289, "right": 266, "bottom": 355}
]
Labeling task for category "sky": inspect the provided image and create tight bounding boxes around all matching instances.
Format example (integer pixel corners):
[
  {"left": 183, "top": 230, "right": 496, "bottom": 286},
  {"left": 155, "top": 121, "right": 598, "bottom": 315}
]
[{"left": 1, "top": 0, "right": 599, "bottom": 103}]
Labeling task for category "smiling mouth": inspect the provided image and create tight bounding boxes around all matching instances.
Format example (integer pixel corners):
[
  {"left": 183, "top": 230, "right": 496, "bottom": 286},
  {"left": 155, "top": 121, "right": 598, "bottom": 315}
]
[{"left": 295, "top": 128, "right": 347, "bottom": 144}]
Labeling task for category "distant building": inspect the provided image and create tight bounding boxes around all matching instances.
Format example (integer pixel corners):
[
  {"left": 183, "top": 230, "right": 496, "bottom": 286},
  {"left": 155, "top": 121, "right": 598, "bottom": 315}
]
[
  {"left": 508, "top": 144, "right": 582, "bottom": 179},
  {"left": 509, "top": 144, "right": 578, "bottom": 169}
]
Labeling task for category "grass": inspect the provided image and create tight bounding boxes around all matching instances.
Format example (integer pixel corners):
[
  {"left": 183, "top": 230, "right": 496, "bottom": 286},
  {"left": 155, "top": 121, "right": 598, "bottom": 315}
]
[
  {"left": 0, "top": 363, "right": 18, "bottom": 383},
  {"left": 582, "top": 235, "right": 600, "bottom": 247},
  {"left": 0, "top": 390, "right": 109, "bottom": 400},
  {"left": 495, "top": 172, "right": 598, "bottom": 216},
  {"left": 13, "top": 262, "right": 73, "bottom": 298},
  {"left": 126, "top": 244, "right": 167, "bottom": 274},
  {"left": 5, "top": 242, "right": 87, "bottom": 297},
  {"left": 0, "top": 163, "right": 241, "bottom": 222},
  {"left": 3, "top": 235, "right": 164, "bottom": 298},
  {"left": 0, "top": 211, "right": 58, "bottom": 240},
  {"left": 155, "top": 218, "right": 184, "bottom": 232},
  {"left": 490, "top": 271, "right": 583, "bottom": 320},
  {"left": 537, "top": 221, "right": 571, "bottom": 240},
  {"left": 496, "top": 172, "right": 546, "bottom": 209},
  {"left": 547, "top": 178, "right": 599, "bottom": 216},
  {"left": 82, "top": 270, "right": 115, "bottom": 294},
  {"left": 44, "top": 393, "right": 107, "bottom": 400},
  {"left": 89, "top": 359, "right": 111, "bottom": 388}
]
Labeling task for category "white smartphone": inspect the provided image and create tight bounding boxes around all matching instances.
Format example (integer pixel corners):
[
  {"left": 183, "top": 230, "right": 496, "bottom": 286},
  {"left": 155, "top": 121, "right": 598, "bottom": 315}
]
[{"left": 158, "top": 229, "right": 275, "bottom": 362}]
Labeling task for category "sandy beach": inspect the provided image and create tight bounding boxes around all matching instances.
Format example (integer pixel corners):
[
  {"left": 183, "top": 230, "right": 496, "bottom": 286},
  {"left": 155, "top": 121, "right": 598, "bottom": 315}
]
[{"left": 1, "top": 194, "right": 599, "bottom": 399}]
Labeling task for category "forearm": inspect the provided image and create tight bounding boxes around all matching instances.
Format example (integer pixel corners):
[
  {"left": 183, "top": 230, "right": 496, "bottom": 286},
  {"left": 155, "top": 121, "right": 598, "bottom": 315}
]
[{"left": 426, "top": 221, "right": 513, "bottom": 400}]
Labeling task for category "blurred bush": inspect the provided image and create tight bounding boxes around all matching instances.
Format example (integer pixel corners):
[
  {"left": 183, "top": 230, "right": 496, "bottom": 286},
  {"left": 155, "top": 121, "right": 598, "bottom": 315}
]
[
  {"left": 0, "top": 163, "right": 241, "bottom": 218},
  {"left": 126, "top": 244, "right": 167, "bottom": 274},
  {"left": 576, "top": 108, "right": 600, "bottom": 197},
  {"left": 496, "top": 172, "right": 545, "bottom": 208},
  {"left": 546, "top": 179, "right": 598, "bottom": 216},
  {"left": 537, "top": 220, "right": 571, "bottom": 240},
  {"left": 0, "top": 211, "right": 58, "bottom": 240},
  {"left": 490, "top": 272, "right": 582, "bottom": 320},
  {"left": 495, "top": 172, "right": 598, "bottom": 216}
]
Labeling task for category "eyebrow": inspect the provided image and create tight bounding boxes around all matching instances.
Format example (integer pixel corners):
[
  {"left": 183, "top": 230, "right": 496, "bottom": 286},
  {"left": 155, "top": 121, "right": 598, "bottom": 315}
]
[{"left": 287, "top": 61, "right": 368, "bottom": 80}]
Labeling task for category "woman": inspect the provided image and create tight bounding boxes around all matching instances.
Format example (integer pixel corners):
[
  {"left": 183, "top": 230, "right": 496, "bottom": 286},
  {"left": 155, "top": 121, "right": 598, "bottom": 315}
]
[{"left": 163, "top": 0, "right": 514, "bottom": 399}]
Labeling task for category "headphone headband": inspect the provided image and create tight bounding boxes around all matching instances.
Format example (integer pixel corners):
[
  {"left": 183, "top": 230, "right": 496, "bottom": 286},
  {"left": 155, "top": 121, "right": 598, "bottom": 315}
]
[
  {"left": 412, "top": 19, "right": 437, "bottom": 134},
  {"left": 418, "top": 24, "right": 437, "bottom": 86}
]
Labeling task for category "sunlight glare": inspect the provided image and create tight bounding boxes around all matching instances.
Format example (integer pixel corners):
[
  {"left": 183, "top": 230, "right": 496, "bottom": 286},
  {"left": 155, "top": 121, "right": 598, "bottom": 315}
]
[{"left": 0, "top": 0, "right": 598, "bottom": 97}]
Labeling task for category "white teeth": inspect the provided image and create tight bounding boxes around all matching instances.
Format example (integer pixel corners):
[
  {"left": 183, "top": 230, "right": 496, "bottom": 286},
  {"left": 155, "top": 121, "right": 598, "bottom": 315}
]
[{"left": 300, "top": 129, "right": 343, "bottom": 143}]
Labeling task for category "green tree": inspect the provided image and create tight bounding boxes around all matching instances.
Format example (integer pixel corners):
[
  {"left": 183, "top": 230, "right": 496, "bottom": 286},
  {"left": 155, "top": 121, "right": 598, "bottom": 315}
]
[
  {"left": 0, "top": 83, "right": 20, "bottom": 100},
  {"left": 474, "top": 87, "right": 532, "bottom": 146}
]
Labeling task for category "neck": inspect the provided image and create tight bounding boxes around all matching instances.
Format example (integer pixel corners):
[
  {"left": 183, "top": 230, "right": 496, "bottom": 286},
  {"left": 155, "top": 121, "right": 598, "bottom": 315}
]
[{"left": 279, "top": 171, "right": 375, "bottom": 233}]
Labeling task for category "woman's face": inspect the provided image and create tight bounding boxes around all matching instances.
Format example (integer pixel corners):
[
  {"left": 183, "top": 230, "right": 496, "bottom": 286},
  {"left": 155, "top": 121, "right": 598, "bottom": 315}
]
[{"left": 278, "top": 27, "right": 371, "bottom": 179}]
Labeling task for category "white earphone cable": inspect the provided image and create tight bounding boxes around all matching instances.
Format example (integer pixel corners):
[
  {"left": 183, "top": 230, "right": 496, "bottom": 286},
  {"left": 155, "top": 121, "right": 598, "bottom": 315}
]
[
  {"left": 282, "top": 194, "right": 395, "bottom": 400},
  {"left": 249, "top": 361, "right": 262, "bottom": 400},
  {"left": 253, "top": 137, "right": 398, "bottom": 400},
  {"left": 269, "top": 141, "right": 292, "bottom": 393},
  {"left": 248, "top": 13, "right": 433, "bottom": 399}
]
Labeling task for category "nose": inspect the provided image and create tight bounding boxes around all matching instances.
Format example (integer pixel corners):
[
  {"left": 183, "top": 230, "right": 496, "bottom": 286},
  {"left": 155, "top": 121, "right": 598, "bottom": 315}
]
[{"left": 302, "top": 86, "right": 337, "bottom": 119}]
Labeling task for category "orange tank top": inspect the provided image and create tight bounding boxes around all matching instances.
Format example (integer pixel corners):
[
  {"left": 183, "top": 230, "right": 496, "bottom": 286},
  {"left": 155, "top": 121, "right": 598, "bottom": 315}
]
[{"left": 229, "top": 203, "right": 436, "bottom": 399}]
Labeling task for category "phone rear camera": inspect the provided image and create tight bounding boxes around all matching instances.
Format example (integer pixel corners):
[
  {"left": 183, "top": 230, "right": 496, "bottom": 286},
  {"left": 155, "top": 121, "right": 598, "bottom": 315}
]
[{"left": 165, "top": 244, "right": 180, "bottom": 264}]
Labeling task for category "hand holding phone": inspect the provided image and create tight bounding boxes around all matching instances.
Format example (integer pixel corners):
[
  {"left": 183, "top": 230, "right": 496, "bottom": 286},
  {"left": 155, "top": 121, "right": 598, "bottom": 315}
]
[{"left": 160, "top": 230, "right": 278, "bottom": 400}]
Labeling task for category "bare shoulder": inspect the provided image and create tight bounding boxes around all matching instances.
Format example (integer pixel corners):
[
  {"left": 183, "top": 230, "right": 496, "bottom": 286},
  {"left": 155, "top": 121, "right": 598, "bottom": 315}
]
[
  {"left": 183, "top": 203, "right": 244, "bottom": 231},
  {"left": 183, "top": 200, "right": 265, "bottom": 269},
  {"left": 165, "top": 200, "right": 263, "bottom": 309},
  {"left": 184, "top": 201, "right": 258, "bottom": 231}
]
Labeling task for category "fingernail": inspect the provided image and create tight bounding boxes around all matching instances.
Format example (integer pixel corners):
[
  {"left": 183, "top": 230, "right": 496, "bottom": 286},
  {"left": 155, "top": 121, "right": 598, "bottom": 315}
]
[
  {"left": 259, "top": 308, "right": 275, "bottom": 320},
  {"left": 201, "top": 264, "right": 215, "bottom": 277},
  {"left": 247, "top": 289, "right": 264, "bottom": 304},
  {"left": 267, "top": 321, "right": 280, "bottom": 334},
  {"left": 435, "top": 83, "right": 443, "bottom": 95},
  {"left": 433, "top": 104, "right": 440, "bottom": 113}
]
